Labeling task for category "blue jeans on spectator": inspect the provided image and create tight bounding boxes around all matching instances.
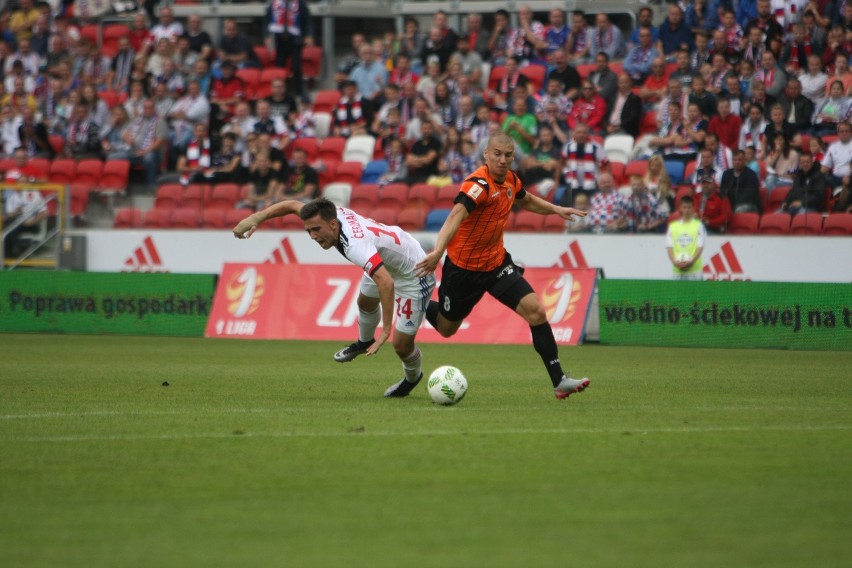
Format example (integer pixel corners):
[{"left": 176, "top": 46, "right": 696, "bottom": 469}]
[{"left": 109, "top": 150, "right": 162, "bottom": 190}]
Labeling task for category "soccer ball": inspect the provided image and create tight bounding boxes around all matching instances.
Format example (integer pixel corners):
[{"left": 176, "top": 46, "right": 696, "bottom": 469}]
[{"left": 427, "top": 366, "right": 468, "bottom": 405}]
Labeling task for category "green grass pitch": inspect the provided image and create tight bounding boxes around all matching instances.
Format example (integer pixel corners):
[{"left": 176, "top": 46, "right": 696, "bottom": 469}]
[{"left": 1, "top": 334, "right": 850, "bottom": 568}]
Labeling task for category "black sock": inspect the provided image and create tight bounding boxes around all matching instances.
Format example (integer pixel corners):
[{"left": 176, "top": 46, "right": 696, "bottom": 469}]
[
  {"left": 530, "top": 322, "right": 565, "bottom": 387},
  {"left": 425, "top": 300, "right": 439, "bottom": 328}
]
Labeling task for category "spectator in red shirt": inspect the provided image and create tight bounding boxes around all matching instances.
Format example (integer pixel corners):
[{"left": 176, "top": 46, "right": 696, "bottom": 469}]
[
  {"left": 210, "top": 61, "right": 245, "bottom": 131},
  {"left": 698, "top": 175, "right": 732, "bottom": 233},
  {"left": 568, "top": 80, "right": 607, "bottom": 134},
  {"left": 708, "top": 96, "right": 742, "bottom": 151},
  {"left": 639, "top": 57, "right": 670, "bottom": 110},
  {"left": 129, "top": 12, "right": 151, "bottom": 54}
]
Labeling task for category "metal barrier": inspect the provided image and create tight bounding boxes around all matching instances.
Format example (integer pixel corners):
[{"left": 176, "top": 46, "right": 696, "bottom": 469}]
[{"left": 1, "top": 183, "right": 68, "bottom": 271}]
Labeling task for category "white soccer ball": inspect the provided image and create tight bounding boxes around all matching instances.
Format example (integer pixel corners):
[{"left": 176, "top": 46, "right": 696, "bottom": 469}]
[{"left": 427, "top": 366, "right": 468, "bottom": 405}]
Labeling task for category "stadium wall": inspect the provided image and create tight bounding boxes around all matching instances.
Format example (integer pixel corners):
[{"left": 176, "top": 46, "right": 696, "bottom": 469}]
[
  {"left": 79, "top": 230, "right": 852, "bottom": 283},
  {"left": 598, "top": 280, "right": 852, "bottom": 351},
  {"left": 0, "top": 272, "right": 214, "bottom": 336}
]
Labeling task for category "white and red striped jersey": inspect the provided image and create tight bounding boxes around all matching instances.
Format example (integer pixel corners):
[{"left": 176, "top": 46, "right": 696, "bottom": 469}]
[{"left": 334, "top": 207, "right": 426, "bottom": 281}]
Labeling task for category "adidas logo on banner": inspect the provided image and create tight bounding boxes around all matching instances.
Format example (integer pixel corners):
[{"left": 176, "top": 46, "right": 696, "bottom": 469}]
[
  {"left": 703, "top": 242, "right": 749, "bottom": 281},
  {"left": 123, "top": 236, "right": 167, "bottom": 272},
  {"left": 265, "top": 237, "right": 298, "bottom": 264},
  {"left": 553, "top": 241, "right": 589, "bottom": 269}
]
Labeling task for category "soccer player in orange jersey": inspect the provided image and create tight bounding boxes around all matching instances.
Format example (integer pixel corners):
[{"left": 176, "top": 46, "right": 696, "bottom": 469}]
[{"left": 415, "top": 132, "right": 591, "bottom": 399}]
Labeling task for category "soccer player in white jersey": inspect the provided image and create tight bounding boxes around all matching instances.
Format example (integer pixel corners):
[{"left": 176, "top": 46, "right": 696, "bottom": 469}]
[{"left": 233, "top": 197, "right": 436, "bottom": 398}]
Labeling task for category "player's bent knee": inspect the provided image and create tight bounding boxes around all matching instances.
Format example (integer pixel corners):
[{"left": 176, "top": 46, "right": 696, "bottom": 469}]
[{"left": 357, "top": 294, "right": 380, "bottom": 312}]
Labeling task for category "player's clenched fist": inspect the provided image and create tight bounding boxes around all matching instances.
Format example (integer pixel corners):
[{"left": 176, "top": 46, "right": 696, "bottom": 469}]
[{"left": 233, "top": 214, "right": 261, "bottom": 239}]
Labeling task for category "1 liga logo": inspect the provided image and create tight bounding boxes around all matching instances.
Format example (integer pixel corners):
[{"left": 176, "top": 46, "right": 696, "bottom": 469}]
[{"left": 226, "top": 267, "right": 265, "bottom": 317}]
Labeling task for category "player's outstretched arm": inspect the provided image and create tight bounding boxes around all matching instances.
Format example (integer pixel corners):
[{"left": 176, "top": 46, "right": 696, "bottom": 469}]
[
  {"left": 516, "top": 190, "right": 587, "bottom": 221},
  {"left": 233, "top": 200, "right": 305, "bottom": 239},
  {"left": 415, "top": 203, "right": 469, "bottom": 276},
  {"left": 365, "top": 266, "right": 395, "bottom": 356}
]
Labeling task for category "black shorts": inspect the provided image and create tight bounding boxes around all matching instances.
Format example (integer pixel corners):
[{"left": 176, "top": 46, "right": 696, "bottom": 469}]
[{"left": 438, "top": 251, "right": 535, "bottom": 322}]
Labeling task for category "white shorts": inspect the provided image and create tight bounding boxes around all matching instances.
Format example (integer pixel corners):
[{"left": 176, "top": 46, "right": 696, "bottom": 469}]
[{"left": 359, "top": 273, "right": 436, "bottom": 335}]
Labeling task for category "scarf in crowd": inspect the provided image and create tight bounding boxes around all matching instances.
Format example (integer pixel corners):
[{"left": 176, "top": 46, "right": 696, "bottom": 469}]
[
  {"left": 742, "top": 42, "right": 765, "bottom": 65},
  {"left": 755, "top": 67, "right": 775, "bottom": 87},
  {"left": 114, "top": 49, "right": 134, "bottom": 87},
  {"left": 714, "top": 146, "right": 732, "bottom": 170},
  {"left": 186, "top": 137, "right": 211, "bottom": 169},
  {"left": 271, "top": 0, "right": 301, "bottom": 36},
  {"left": 499, "top": 71, "right": 521, "bottom": 94},
  {"left": 569, "top": 27, "right": 586, "bottom": 55},
  {"left": 595, "top": 26, "right": 612, "bottom": 53},
  {"left": 386, "top": 149, "right": 404, "bottom": 175},
  {"left": 335, "top": 96, "right": 363, "bottom": 137},
  {"left": 787, "top": 42, "right": 811, "bottom": 71},
  {"left": 68, "top": 119, "right": 91, "bottom": 145}
]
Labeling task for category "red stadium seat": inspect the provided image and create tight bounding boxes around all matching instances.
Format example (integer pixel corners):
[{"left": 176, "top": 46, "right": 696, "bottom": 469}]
[
  {"left": 609, "top": 162, "right": 626, "bottom": 186},
  {"left": 728, "top": 212, "right": 759, "bottom": 235},
  {"left": 113, "top": 207, "right": 144, "bottom": 228},
  {"left": 640, "top": 111, "right": 658, "bottom": 135},
  {"left": 683, "top": 161, "right": 697, "bottom": 184},
  {"left": 319, "top": 136, "right": 347, "bottom": 163},
  {"left": 376, "top": 183, "right": 408, "bottom": 210},
  {"left": 236, "top": 68, "right": 260, "bottom": 92},
  {"left": 758, "top": 213, "right": 791, "bottom": 235},
  {"left": 28, "top": 157, "right": 50, "bottom": 180},
  {"left": 80, "top": 24, "right": 99, "bottom": 44},
  {"left": 73, "top": 159, "right": 103, "bottom": 189},
  {"left": 253, "top": 45, "right": 275, "bottom": 68},
  {"left": 333, "top": 161, "right": 364, "bottom": 186},
  {"left": 520, "top": 64, "right": 546, "bottom": 93},
  {"left": 49, "top": 134, "right": 65, "bottom": 156},
  {"left": 183, "top": 184, "right": 211, "bottom": 210},
  {"left": 98, "top": 89, "right": 121, "bottom": 109},
  {"left": 69, "top": 183, "right": 91, "bottom": 217},
  {"left": 170, "top": 207, "right": 202, "bottom": 228},
  {"left": 543, "top": 215, "right": 566, "bottom": 233},
  {"left": 790, "top": 213, "right": 823, "bottom": 235},
  {"left": 822, "top": 213, "right": 852, "bottom": 235},
  {"left": 276, "top": 215, "right": 305, "bottom": 230},
  {"left": 675, "top": 186, "right": 694, "bottom": 209},
  {"left": 209, "top": 183, "right": 241, "bottom": 211},
  {"left": 224, "top": 208, "right": 254, "bottom": 228},
  {"left": 367, "top": 206, "right": 399, "bottom": 226},
  {"left": 302, "top": 45, "right": 323, "bottom": 79},
  {"left": 512, "top": 211, "right": 545, "bottom": 232},
  {"left": 408, "top": 183, "right": 438, "bottom": 208},
  {"left": 290, "top": 137, "right": 320, "bottom": 162},
  {"left": 577, "top": 63, "right": 596, "bottom": 79},
  {"left": 201, "top": 209, "right": 228, "bottom": 229},
  {"left": 396, "top": 208, "right": 425, "bottom": 231},
  {"left": 49, "top": 159, "right": 76, "bottom": 184},
  {"left": 100, "top": 159, "right": 130, "bottom": 192},
  {"left": 434, "top": 184, "right": 461, "bottom": 209},
  {"left": 154, "top": 183, "right": 184, "bottom": 210},
  {"left": 349, "top": 184, "right": 380, "bottom": 211},
  {"left": 625, "top": 160, "right": 648, "bottom": 178},
  {"left": 766, "top": 186, "right": 791, "bottom": 213},
  {"left": 142, "top": 208, "right": 172, "bottom": 228},
  {"left": 488, "top": 65, "right": 506, "bottom": 92},
  {"left": 313, "top": 89, "right": 341, "bottom": 113},
  {"left": 260, "top": 67, "right": 288, "bottom": 84}
]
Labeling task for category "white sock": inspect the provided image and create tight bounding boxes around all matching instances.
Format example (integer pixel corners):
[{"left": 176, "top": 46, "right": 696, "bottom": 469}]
[
  {"left": 358, "top": 307, "right": 381, "bottom": 343},
  {"left": 401, "top": 346, "right": 422, "bottom": 382}
]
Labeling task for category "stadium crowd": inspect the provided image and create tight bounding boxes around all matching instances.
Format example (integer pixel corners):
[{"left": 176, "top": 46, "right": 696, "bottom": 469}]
[{"left": 2, "top": 1, "right": 852, "bottom": 238}]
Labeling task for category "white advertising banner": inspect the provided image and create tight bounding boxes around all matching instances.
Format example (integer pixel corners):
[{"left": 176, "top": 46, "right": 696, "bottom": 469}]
[{"left": 80, "top": 229, "right": 852, "bottom": 283}]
